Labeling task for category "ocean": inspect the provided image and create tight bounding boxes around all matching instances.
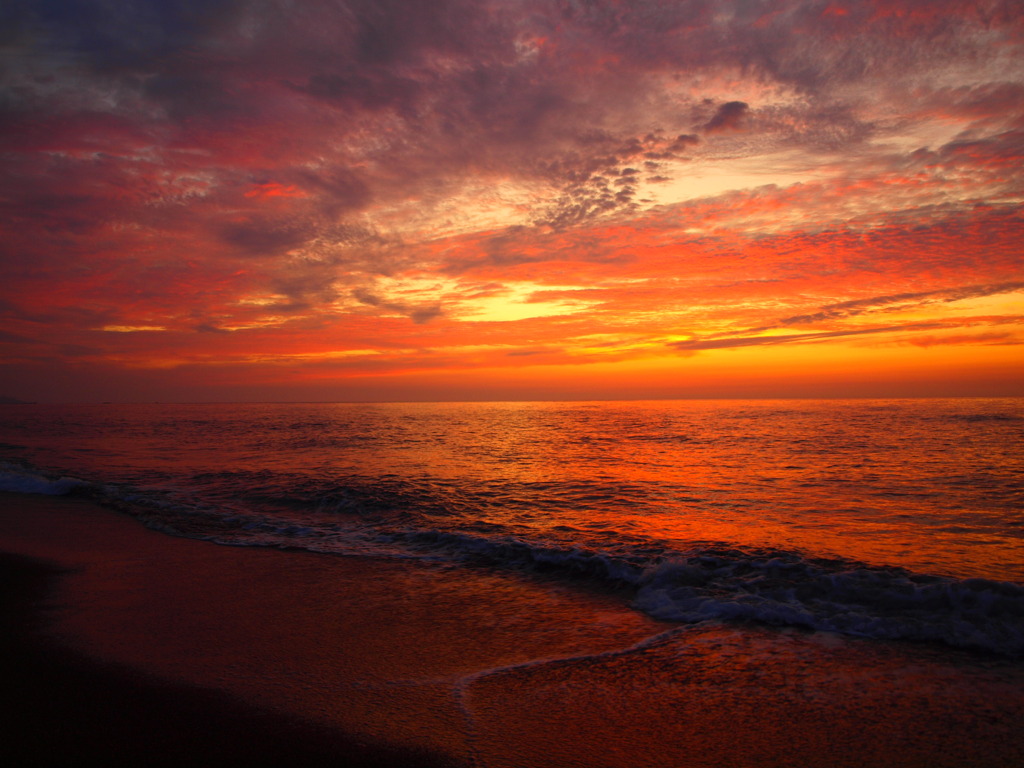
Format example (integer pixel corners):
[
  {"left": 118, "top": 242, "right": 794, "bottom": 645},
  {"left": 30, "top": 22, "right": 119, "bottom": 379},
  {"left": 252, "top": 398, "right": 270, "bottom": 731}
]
[{"left": 2, "top": 398, "right": 1022, "bottom": 658}]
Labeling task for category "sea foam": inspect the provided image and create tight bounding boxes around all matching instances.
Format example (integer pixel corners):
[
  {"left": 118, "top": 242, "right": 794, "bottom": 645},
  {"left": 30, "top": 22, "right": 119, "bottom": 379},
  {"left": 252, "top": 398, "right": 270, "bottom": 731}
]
[
  {"left": 0, "top": 463, "right": 89, "bottom": 496},
  {"left": 370, "top": 526, "right": 1024, "bottom": 657},
  {"left": 633, "top": 547, "right": 1024, "bottom": 657}
]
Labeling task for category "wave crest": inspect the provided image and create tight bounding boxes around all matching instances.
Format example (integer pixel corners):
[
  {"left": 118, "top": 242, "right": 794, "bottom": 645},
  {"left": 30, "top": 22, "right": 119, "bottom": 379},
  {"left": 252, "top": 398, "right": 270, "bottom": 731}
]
[{"left": 634, "top": 547, "right": 1024, "bottom": 656}]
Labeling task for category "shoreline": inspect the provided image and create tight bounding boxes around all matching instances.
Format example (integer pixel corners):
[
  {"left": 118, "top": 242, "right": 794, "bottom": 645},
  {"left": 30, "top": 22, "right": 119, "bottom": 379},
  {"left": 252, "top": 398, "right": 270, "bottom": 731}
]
[
  {"left": 2, "top": 491, "right": 1024, "bottom": 767},
  {"left": 0, "top": 491, "right": 668, "bottom": 767}
]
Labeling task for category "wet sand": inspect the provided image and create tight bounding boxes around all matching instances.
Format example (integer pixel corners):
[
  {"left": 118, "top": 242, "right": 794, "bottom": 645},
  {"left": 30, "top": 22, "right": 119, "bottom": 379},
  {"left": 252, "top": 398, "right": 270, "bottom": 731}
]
[{"left": 2, "top": 491, "right": 1023, "bottom": 767}]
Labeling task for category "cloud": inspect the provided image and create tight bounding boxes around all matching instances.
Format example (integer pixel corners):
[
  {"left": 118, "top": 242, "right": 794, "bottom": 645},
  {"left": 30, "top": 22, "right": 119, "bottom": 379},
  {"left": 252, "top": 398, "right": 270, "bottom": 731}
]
[
  {"left": 906, "top": 333, "right": 1019, "bottom": 348},
  {"left": 777, "top": 282, "right": 1024, "bottom": 326},
  {"left": 669, "top": 323, "right": 947, "bottom": 351},
  {"left": 505, "top": 347, "right": 561, "bottom": 357},
  {"left": 353, "top": 287, "right": 444, "bottom": 324},
  {"left": 0, "top": 330, "right": 35, "bottom": 344},
  {"left": 1, "top": 0, "right": 1023, "bottom": 399},
  {"left": 219, "top": 217, "right": 317, "bottom": 257},
  {"left": 57, "top": 343, "right": 103, "bottom": 357},
  {"left": 703, "top": 101, "right": 749, "bottom": 134},
  {"left": 409, "top": 305, "right": 444, "bottom": 324}
]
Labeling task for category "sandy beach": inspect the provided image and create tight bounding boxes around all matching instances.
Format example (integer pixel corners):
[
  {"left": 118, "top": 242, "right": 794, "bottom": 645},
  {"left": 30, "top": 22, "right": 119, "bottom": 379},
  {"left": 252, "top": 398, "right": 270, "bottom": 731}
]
[{"left": 2, "top": 490, "right": 1023, "bottom": 768}]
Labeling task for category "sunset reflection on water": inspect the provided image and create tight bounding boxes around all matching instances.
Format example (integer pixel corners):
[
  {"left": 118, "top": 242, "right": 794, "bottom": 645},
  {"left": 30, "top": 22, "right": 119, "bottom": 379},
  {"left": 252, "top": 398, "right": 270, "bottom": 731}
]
[{"left": 1, "top": 398, "right": 1021, "bottom": 581}]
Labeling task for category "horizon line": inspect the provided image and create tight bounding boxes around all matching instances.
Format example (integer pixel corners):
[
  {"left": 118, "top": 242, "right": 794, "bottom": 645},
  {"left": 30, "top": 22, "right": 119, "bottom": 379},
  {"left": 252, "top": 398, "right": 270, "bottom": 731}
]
[{"left": 5, "top": 394, "right": 1022, "bottom": 406}]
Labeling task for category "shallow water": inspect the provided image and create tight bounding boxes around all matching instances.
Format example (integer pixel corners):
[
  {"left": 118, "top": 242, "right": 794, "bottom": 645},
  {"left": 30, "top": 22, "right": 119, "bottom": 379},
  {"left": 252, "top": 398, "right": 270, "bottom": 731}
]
[
  {"left": 2, "top": 398, "right": 1022, "bottom": 655},
  {"left": 9, "top": 492, "right": 1023, "bottom": 768}
]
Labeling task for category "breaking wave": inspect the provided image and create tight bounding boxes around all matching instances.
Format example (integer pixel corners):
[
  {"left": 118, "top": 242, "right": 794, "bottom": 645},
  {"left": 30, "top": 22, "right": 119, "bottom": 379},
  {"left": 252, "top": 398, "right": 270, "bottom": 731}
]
[
  {"left": 0, "top": 462, "right": 89, "bottom": 496},
  {"left": 4, "top": 461, "right": 1023, "bottom": 658}
]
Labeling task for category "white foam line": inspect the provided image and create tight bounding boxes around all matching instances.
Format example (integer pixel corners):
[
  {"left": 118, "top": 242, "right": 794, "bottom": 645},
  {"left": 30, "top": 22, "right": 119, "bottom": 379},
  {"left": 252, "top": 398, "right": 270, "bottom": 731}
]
[
  {"left": 460, "top": 624, "right": 694, "bottom": 689},
  {"left": 324, "top": 625, "right": 703, "bottom": 768},
  {"left": 449, "top": 625, "right": 697, "bottom": 768},
  {"left": 339, "top": 624, "right": 701, "bottom": 694}
]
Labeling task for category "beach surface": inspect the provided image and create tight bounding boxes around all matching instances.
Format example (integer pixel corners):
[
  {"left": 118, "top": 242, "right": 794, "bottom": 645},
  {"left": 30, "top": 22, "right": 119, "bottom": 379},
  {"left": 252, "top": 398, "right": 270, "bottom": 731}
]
[{"left": 2, "top": 490, "right": 1023, "bottom": 768}]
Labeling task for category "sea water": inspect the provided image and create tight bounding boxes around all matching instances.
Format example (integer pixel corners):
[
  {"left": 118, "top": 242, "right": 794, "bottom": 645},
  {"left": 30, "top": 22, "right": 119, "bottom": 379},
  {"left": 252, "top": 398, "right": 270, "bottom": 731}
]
[{"left": 1, "top": 398, "right": 1022, "bottom": 657}]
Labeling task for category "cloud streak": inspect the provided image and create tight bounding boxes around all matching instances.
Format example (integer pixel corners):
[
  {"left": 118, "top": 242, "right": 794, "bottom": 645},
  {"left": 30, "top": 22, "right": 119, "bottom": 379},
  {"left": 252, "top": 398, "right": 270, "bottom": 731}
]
[
  {"left": 669, "top": 322, "right": 983, "bottom": 352},
  {"left": 775, "top": 282, "right": 1024, "bottom": 327}
]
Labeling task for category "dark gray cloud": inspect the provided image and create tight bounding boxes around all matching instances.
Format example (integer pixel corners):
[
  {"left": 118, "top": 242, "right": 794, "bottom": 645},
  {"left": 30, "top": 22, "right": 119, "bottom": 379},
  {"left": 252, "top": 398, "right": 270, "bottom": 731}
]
[
  {"left": 409, "top": 304, "right": 444, "bottom": 324},
  {"left": 778, "top": 282, "right": 1024, "bottom": 326},
  {"left": 219, "top": 217, "right": 317, "bottom": 257},
  {"left": 704, "top": 101, "right": 749, "bottom": 134},
  {"left": 300, "top": 72, "right": 422, "bottom": 114},
  {"left": 57, "top": 343, "right": 103, "bottom": 357},
  {"left": 671, "top": 279, "right": 1024, "bottom": 355},
  {"left": 353, "top": 288, "right": 443, "bottom": 324},
  {"left": 668, "top": 134, "right": 700, "bottom": 152},
  {"left": 506, "top": 347, "right": 561, "bottom": 357},
  {"left": 671, "top": 322, "right": 950, "bottom": 351},
  {"left": 2, "top": 0, "right": 242, "bottom": 72},
  {"left": 0, "top": 330, "right": 35, "bottom": 344}
]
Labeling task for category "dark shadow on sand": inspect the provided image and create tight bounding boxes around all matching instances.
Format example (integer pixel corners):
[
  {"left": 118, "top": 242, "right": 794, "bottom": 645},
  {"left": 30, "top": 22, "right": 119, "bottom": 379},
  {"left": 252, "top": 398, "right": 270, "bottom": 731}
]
[{"left": 0, "top": 552, "right": 454, "bottom": 768}]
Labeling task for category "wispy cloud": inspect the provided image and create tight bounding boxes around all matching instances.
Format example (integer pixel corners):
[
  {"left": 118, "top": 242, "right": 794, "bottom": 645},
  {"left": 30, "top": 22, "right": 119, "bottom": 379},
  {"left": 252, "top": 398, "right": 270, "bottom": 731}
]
[
  {"left": 775, "top": 282, "right": 1024, "bottom": 327},
  {"left": 670, "top": 323, "right": 950, "bottom": 351}
]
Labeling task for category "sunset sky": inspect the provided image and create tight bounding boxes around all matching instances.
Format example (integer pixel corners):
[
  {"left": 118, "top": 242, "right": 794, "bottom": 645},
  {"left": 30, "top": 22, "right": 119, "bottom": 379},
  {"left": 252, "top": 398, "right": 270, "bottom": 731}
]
[{"left": 1, "top": 0, "right": 1022, "bottom": 402}]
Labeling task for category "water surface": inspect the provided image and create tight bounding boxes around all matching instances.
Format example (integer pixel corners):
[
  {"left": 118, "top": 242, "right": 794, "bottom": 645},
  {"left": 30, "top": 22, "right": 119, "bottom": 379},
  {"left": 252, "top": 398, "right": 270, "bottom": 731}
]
[{"left": 2, "top": 398, "right": 1022, "bottom": 655}]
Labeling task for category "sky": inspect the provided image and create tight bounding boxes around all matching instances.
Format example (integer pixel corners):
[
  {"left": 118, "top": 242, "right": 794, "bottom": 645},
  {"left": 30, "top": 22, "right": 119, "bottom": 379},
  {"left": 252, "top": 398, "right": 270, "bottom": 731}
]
[{"left": 1, "top": 0, "right": 1022, "bottom": 402}]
